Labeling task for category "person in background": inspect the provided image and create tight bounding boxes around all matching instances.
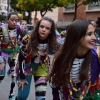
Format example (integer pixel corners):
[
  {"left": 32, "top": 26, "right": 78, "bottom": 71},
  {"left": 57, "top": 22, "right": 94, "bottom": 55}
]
[
  {"left": 0, "top": 12, "right": 20, "bottom": 100},
  {"left": 47, "top": 20, "right": 100, "bottom": 100},
  {"left": 20, "top": 20, "right": 28, "bottom": 41}
]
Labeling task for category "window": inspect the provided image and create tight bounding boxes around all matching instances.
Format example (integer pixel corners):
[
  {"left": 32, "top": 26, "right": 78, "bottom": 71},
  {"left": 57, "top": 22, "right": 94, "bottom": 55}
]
[
  {"left": 88, "top": 1, "right": 100, "bottom": 11},
  {"left": 64, "top": 4, "right": 75, "bottom": 12}
]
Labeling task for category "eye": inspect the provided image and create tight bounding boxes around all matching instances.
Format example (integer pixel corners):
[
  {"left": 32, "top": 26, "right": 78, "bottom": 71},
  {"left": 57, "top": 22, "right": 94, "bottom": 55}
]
[
  {"left": 46, "top": 27, "right": 51, "bottom": 30},
  {"left": 40, "top": 25, "right": 44, "bottom": 28},
  {"left": 86, "top": 32, "right": 92, "bottom": 36}
]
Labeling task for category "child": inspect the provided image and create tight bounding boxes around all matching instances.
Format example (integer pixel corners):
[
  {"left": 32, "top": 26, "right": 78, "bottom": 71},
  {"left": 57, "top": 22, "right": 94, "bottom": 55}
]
[
  {"left": 20, "top": 20, "right": 28, "bottom": 41},
  {"left": 0, "top": 12, "right": 20, "bottom": 100},
  {"left": 16, "top": 17, "right": 59, "bottom": 100},
  {"left": 47, "top": 20, "right": 100, "bottom": 100}
]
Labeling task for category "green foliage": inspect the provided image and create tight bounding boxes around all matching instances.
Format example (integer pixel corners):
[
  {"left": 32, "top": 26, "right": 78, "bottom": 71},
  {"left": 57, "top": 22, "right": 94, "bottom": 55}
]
[
  {"left": 0, "top": 15, "right": 6, "bottom": 21},
  {"left": 10, "top": 0, "right": 21, "bottom": 12},
  {"left": 83, "top": 0, "right": 100, "bottom": 4},
  {"left": 17, "top": 0, "right": 68, "bottom": 11}
]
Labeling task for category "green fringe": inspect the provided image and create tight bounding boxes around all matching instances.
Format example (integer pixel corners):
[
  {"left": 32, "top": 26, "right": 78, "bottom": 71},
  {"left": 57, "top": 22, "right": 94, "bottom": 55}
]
[
  {"left": 1, "top": 46, "right": 21, "bottom": 53},
  {"left": 84, "top": 89, "right": 100, "bottom": 100}
]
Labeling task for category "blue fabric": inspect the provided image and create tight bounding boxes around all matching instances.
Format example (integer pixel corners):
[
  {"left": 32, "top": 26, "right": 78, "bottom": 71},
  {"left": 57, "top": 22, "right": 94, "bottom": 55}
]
[
  {"left": 16, "top": 25, "right": 20, "bottom": 40},
  {"left": 0, "top": 66, "right": 6, "bottom": 75},
  {"left": 91, "top": 48, "right": 100, "bottom": 84},
  {"left": 17, "top": 76, "right": 32, "bottom": 100}
]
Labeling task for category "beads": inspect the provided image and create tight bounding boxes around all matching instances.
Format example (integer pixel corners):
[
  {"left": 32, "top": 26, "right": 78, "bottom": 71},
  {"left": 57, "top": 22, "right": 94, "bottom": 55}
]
[{"left": 67, "top": 65, "right": 92, "bottom": 100}]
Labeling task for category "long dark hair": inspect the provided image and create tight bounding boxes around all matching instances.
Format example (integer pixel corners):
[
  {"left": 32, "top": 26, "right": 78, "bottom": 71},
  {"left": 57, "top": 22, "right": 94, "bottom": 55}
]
[
  {"left": 48, "top": 20, "right": 92, "bottom": 87},
  {"left": 28, "top": 17, "right": 58, "bottom": 53}
]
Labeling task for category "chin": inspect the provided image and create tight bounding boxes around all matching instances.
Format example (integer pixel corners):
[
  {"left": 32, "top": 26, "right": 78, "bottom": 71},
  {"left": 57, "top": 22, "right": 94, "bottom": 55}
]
[{"left": 89, "top": 46, "right": 94, "bottom": 50}]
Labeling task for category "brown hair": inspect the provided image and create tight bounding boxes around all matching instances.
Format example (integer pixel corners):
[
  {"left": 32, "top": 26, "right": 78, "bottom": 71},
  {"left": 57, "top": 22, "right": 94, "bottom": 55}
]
[
  {"left": 47, "top": 20, "right": 92, "bottom": 87},
  {"left": 28, "top": 17, "right": 58, "bottom": 53}
]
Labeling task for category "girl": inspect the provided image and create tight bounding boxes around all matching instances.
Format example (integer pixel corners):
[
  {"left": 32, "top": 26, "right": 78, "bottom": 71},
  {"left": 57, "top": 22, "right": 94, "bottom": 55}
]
[
  {"left": 16, "top": 17, "right": 58, "bottom": 100},
  {"left": 47, "top": 20, "right": 100, "bottom": 100}
]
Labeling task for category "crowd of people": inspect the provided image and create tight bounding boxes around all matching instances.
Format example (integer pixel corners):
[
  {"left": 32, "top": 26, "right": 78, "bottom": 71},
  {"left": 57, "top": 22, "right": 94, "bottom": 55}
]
[{"left": 0, "top": 12, "right": 100, "bottom": 100}]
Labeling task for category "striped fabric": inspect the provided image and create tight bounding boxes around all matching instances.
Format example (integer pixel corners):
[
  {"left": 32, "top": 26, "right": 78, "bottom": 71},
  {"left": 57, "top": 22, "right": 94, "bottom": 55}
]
[{"left": 70, "top": 58, "right": 84, "bottom": 83}]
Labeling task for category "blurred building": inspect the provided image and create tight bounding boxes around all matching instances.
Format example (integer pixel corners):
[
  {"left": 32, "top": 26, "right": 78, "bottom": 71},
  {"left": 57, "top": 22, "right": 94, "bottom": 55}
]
[
  {"left": 0, "top": 0, "right": 7, "bottom": 15},
  {"left": 0, "top": 0, "right": 12, "bottom": 15},
  {"left": 58, "top": 1, "right": 100, "bottom": 22}
]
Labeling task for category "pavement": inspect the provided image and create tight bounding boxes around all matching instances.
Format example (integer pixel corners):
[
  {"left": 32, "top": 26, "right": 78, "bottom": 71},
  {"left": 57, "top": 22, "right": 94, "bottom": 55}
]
[{"left": 0, "top": 54, "right": 54, "bottom": 100}]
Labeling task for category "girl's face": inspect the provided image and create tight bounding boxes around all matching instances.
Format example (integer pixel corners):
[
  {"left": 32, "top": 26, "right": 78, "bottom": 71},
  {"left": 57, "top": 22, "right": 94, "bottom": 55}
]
[
  {"left": 8, "top": 14, "right": 18, "bottom": 28},
  {"left": 38, "top": 20, "right": 52, "bottom": 40},
  {"left": 21, "top": 21, "right": 27, "bottom": 27},
  {"left": 79, "top": 24, "right": 96, "bottom": 51}
]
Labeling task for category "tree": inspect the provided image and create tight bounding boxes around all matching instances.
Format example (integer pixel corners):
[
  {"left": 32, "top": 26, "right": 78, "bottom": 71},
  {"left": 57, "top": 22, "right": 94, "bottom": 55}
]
[
  {"left": 17, "top": 0, "right": 69, "bottom": 17},
  {"left": 66, "top": 0, "right": 100, "bottom": 21},
  {"left": 0, "top": 15, "right": 6, "bottom": 21},
  {"left": 10, "top": 0, "right": 22, "bottom": 12}
]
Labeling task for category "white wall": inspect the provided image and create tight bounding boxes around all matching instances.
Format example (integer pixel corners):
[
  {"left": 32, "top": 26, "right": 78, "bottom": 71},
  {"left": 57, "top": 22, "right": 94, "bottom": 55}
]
[{"left": 31, "top": 7, "right": 58, "bottom": 22}]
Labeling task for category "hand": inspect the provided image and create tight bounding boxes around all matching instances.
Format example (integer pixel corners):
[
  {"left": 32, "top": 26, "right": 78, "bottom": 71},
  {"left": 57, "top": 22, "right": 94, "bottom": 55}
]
[
  {"left": 17, "top": 80, "right": 28, "bottom": 91},
  {"left": 0, "top": 62, "right": 5, "bottom": 72}
]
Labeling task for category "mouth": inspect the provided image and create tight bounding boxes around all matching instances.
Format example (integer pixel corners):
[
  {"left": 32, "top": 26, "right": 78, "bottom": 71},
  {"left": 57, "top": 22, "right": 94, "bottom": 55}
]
[{"left": 89, "top": 41, "right": 96, "bottom": 46}]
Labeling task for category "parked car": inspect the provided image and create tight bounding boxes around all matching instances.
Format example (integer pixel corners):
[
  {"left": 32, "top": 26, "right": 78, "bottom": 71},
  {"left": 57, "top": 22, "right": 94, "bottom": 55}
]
[{"left": 27, "top": 24, "right": 34, "bottom": 32}]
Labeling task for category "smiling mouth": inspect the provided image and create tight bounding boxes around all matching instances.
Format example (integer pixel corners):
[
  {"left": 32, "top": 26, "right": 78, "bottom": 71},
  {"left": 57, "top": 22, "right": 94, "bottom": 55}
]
[{"left": 89, "top": 42, "right": 96, "bottom": 46}]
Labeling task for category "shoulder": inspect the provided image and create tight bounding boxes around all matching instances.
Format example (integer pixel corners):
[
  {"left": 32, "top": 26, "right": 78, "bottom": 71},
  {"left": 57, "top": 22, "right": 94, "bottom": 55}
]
[
  {"left": 23, "top": 34, "right": 30, "bottom": 40},
  {"left": 21, "top": 34, "right": 30, "bottom": 46}
]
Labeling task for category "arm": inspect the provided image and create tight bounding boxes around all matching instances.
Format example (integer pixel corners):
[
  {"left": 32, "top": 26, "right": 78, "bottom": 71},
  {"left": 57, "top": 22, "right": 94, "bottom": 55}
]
[
  {"left": 18, "top": 52, "right": 26, "bottom": 80},
  {"left": 17, "top": 34, "right": 30, "bottom": 90}
]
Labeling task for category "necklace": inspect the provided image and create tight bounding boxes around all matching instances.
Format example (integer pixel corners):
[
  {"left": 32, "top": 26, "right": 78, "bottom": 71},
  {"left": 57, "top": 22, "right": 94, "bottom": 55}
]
[{"left": 68, "top": 65, "right": 91, "bottom": 100}]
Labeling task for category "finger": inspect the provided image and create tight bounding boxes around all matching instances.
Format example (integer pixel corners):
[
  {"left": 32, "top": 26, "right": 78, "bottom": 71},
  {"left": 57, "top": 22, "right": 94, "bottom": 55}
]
[
  {"left": 25, "top": 81, "right": 28, "bottom": 85},
  {"left": 22, "top": 84, "right": 24, "bottom": 91},
  {"left": 18, "top": 83, "right": 22, "bottom": 88}
]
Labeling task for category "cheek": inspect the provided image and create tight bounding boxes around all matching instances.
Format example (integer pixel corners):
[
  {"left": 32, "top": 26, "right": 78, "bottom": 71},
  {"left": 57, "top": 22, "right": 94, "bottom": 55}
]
[{"left": 46, "top": 31, "right": 51, "bottom": 36}]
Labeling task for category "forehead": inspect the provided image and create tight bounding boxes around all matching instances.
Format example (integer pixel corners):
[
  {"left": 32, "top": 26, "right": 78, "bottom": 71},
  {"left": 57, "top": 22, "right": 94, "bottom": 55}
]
[
  {"left": 40, "top": 20, "right": 52, "bottom": 26},
  {"left": 87, "top": 24, "right": 95, "bottom": 31},
  {"left": 9, "top": 14, "right": 18, "bottom": 19},
  {"left": 22, "top": 21, "right": 27, "bottom": 24}
]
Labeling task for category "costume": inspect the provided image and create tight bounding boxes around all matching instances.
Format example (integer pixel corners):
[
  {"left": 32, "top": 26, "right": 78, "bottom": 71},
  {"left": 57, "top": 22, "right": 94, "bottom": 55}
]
[
  {"left": 19, "top": 25, "right": 28, "bottom": 42},
  {"left": 63, "top": 48, "right": 100, "bottom": 100},
  {"left": 0, "top": 24, "right": 20, "bottom": 100},
  {"left": 16, "top": 34, "right": 52, "bottom": 100}
]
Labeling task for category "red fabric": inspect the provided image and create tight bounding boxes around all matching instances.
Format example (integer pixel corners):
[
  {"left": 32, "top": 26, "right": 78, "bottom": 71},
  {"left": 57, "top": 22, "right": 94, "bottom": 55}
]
[
  {"left": 90, "top": 77, "right": 100, "bottom": 96},
  {"left": 96, "top": 76, "right": 100, "bottom": 89},
  {"left": 1, "top": 41, "right": 10, "bottom": 48},
  {"left": 90, "top": 85, "right": 96, "bottom": 96}
]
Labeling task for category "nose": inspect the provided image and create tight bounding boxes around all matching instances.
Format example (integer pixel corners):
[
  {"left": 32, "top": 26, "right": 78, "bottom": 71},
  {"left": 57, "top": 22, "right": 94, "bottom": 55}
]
[
  {"left": 13, "top": 20, "right": 17, "bottom": 24},
  {"left": 92, "top": 33, "right": 96, "bottom": 40},
  {"left": 42, "top": 27, "right": 46, "bottom": 31}
]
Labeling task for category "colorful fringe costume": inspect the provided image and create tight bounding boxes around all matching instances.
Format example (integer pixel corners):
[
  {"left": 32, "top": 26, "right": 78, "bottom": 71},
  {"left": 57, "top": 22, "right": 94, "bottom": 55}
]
[
  {"left": 0, "top": 24, "right": 20, "bottom": 99},
  {"left": 63, "top": 50, "right": 100, "bottom": 100},
  {"left": 16, "top": 34, "right": 52, "bottom": 100},
  {"left": 51, "top": 48, "right": 100, "bottom": 100}
]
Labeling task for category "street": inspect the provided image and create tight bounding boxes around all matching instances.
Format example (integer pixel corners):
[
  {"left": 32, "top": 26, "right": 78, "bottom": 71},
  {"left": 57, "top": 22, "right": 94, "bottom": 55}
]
[{"left": 0, "top": 55, "right": 54, "bottom": 100}]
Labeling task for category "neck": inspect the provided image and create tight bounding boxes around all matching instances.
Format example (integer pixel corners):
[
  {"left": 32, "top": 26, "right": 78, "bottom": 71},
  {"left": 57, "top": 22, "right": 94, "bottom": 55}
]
[
  {"left": 77, "top": 47, "right": 89, "bottom": 57},
  {"left": 8, "top": 25, "right": 16, "bottom": 30}
]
